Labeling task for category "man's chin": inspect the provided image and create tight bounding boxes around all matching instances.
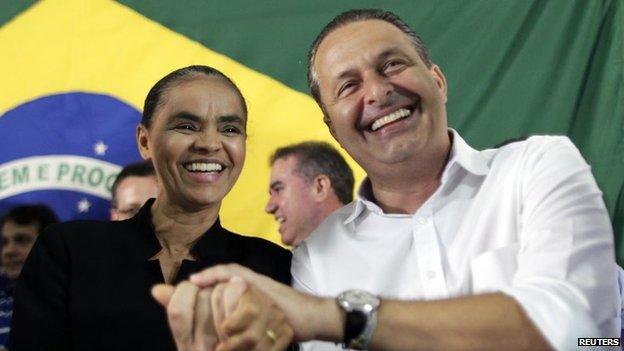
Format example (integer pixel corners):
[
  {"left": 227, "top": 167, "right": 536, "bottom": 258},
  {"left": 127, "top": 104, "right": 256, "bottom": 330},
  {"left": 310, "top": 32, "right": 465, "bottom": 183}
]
[
  {"left": 4, "top": 269, "right": 20, "bottom": 280},
  {"left": 280, "top": 231, "right": 298, "bottom": 247}
]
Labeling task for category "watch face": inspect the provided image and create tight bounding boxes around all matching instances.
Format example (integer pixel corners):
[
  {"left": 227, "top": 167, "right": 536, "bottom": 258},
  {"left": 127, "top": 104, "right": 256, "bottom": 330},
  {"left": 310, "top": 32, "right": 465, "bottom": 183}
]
[{"left": 339, "top": 290, "right": 380, "bottom": 312}]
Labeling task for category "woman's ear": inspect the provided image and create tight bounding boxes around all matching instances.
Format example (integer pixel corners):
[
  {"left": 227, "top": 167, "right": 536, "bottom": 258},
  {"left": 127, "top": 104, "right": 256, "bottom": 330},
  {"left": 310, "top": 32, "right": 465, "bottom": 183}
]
[{"left": 136, "top": 124, "right": 151, "bottom": 160}]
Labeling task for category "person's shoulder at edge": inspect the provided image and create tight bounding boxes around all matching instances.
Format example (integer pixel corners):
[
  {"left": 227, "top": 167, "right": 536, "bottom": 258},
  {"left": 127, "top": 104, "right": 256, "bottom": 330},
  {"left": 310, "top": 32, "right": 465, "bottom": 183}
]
[
  {"left": 296, "top": 201, "right": 358, "bottom": 253},
  {"left": 223, "top": 227, "right": 291, "bottom": 256},
  {"left": 484, "top": 134, "right": 582, "bottom": 165},
  {"left": 219, "top": 227, "right": 292, "bottom": 281},
  {"left": 37, "top": 217, "right": 136, "bottom": 242}
]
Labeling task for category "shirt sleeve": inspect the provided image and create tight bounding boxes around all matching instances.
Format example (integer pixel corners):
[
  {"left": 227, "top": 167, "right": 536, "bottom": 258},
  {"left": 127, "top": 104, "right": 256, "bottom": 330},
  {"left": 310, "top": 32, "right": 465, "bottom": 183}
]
[
  {"left": 10, "top": 224, "right": 70, "bottom": 351},
  {"left": 293, "top": 241, "right": 345, "bottom": 351},
  {"left": 501, "top": 137, "right": 620, "bottom": 350}
]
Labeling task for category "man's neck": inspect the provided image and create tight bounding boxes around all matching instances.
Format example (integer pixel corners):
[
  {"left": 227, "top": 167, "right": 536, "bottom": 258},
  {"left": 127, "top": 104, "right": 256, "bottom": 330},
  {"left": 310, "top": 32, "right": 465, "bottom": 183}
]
[{"left": 367, "top": 136, "right": 452, "bottom": 214}]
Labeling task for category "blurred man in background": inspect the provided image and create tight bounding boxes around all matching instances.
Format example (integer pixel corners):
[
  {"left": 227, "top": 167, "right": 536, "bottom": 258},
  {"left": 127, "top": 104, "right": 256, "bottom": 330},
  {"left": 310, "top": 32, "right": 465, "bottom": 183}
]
[
  {"left": 110, "top": 160, "right": 158, "bottom": 221},
  {"left": 0, "top": 204, "right": 58, "bottom": 349},
  {"left": 266, "top": 141, "right": 354, "bottom": 246}
]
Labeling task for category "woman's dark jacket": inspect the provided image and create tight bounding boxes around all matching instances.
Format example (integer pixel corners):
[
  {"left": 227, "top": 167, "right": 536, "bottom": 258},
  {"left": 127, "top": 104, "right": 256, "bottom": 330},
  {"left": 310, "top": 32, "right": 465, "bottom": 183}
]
[{"left": 10, "top": 200, "right": 292, "bottom": 351}]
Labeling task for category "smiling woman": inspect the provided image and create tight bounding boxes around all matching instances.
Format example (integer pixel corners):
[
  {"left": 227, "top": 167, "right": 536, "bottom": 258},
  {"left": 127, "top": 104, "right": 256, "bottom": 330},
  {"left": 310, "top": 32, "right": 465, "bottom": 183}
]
[{"left": 9, "top": 66, "right": 294, "bottom": 351}]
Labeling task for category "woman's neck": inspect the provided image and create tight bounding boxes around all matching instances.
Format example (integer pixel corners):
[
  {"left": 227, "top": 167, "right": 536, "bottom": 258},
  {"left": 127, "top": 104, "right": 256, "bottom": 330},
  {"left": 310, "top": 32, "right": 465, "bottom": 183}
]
[{"left": 150, "top": 196, "right": 220, "bottom": 252}]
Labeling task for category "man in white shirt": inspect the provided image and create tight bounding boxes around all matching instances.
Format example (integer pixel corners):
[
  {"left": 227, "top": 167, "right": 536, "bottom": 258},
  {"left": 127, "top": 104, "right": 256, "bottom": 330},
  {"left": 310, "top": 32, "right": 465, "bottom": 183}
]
[
  {"left": 266, "top": 141, "right": 354, "bottom": 246},
  {"left": 161, "top": 8, "right": 620, "bottom": 351}
]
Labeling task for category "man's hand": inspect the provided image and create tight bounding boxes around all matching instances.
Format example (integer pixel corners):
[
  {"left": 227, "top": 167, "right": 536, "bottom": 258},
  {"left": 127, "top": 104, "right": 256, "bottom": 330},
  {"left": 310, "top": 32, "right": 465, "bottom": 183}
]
[
  {"left": 189, "top": 264, "right": 342, "bottom": 343},
  {"left": 152, "top": 276, "right": 295, "bottom": 351}
]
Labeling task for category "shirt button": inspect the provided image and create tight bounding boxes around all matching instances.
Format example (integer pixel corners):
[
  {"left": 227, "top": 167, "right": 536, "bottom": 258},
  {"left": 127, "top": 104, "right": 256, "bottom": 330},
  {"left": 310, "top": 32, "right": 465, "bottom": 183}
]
[
  {"left": 426, "top": 271, "right": 436, "bottom": 280},
  {"left": 417, "top": 217, "right": 428, "bottom": 225}
]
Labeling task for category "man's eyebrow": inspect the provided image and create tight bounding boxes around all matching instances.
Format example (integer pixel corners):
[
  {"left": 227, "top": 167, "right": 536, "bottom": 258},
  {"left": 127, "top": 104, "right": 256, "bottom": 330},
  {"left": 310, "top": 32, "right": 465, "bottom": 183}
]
[
  {"left": 269, "top": 181, "right": 283, "bottom": 190},
  {"left": 333, "top": 48, "right": 405, "bottom": 81},
  {"left": 377, "top": 47, "right": 404, "bottom": 61}
]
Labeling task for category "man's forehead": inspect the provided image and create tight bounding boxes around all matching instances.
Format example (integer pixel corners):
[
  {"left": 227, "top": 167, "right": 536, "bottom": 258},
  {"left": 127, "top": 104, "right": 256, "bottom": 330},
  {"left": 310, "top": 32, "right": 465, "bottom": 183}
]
[
  {"left": 2, "top": 220, "right": 39, "bottom": 235},
  {"left": 272, "top": 156, "right": 299, "bottom": 174},
  {"left": 118, "top": 175, "right": 156, "bottom": 187},
  {"left": 316, "top": 20, "right": 413, "bottom": 65}
]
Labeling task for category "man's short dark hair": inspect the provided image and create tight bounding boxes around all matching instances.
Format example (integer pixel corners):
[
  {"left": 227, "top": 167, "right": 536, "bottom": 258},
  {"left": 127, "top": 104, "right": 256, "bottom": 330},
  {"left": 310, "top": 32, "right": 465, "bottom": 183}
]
[
  {"left": 270, "top": 141, "right": 354, "bottom": 205},
  {"left": 307, "top": 9, "right": 433, "bottom": 108},
  {"left": 0, "top": 205, "right": 59, "bottom": 232},
  {"left": 111, "top": 160, "right": 156, "bottom": 208}
]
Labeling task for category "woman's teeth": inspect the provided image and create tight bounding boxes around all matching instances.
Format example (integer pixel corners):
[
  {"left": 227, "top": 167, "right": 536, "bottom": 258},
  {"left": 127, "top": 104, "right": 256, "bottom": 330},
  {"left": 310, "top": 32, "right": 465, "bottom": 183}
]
[
  {"left": 370, "top": 108, "right": 411, "bottom": 131},
  {"left": 184, "top": 162, "right": 223, "bottom": 172}
]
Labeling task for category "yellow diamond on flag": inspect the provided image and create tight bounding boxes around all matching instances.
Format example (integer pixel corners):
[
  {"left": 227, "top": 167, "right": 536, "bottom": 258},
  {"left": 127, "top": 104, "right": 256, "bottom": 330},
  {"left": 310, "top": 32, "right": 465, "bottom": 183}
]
[{"left": 0, "top": 0, "right": 365, "bottom": 245}]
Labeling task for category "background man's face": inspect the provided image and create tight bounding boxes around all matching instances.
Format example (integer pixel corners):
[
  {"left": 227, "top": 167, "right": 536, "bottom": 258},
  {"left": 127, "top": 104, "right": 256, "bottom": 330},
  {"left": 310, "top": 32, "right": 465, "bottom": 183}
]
[
  {"left": 314, "top": 20, "right": 448, "bottom": 171},
  {"left": 110, "top": 175, "right": 159, "bottom": 220},
  {"left": 1, "top": 220, "right": 38, "bottom": 280},
  {"left": 265, "top": 156, "right": 320, "bottom": 246}
]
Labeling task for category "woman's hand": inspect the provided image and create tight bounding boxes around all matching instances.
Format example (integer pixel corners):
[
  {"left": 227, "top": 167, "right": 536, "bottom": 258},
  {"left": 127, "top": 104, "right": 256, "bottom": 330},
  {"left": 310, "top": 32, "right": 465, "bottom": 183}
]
[
  {"left": 152, "top": 281, "right": 219, "bottom": 351},
  {"left": 152, "top": 276, "right": 294, "bottom": 351},
  {"left": 190, "top": 264, "right": 339, "bottom": 343}
]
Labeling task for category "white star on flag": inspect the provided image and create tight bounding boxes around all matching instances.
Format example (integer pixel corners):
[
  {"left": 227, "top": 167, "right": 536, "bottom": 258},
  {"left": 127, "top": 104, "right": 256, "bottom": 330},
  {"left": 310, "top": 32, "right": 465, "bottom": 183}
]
[
  {"left": 77, "top": 198, "right": 91, "bottom": 213},
  {"left": 94, "top": 141, "right": 108, "bottom": 156}
]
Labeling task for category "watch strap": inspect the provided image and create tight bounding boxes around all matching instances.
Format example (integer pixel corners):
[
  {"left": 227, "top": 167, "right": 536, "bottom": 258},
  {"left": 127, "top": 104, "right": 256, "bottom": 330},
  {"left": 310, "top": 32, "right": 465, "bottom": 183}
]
[
  {"left": 343, "top": 310, "right": 367, "bottom": 347},
  {"left": 348, "top": 312, "right": 377, "bottom": 350}
]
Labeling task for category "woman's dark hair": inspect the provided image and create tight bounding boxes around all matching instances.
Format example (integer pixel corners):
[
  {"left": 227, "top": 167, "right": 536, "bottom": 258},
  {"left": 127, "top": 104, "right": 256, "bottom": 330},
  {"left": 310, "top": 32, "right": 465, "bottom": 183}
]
[{"left": 141, "top": 65, "right": 248, "bottom": 128}]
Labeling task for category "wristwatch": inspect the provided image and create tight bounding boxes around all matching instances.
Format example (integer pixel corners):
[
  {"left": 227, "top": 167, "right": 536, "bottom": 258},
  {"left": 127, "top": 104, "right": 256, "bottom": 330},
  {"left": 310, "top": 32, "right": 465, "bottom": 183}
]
[{"left": 336, "top": 289, "right": 380, "bottom": 350}]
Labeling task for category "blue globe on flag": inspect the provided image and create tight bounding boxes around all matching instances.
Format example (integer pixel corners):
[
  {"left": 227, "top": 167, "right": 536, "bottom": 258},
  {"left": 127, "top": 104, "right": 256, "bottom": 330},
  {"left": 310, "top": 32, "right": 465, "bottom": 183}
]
[{"left": 0, "top": 92, "right": 142, "bottom": 221}]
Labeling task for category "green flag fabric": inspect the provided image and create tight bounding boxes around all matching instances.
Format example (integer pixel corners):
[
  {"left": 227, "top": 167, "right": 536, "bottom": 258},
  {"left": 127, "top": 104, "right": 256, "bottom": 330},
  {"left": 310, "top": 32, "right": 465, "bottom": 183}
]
[{"left": 1, "top": 0, "right": 623, "bottom": 261}]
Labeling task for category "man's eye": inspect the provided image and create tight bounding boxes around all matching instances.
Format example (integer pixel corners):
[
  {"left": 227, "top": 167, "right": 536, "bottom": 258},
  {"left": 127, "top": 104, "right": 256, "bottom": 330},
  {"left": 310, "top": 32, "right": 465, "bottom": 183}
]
[
  {"left": 222, "top": 126, "right": 243, "bottom": 135},
  {"left": 14, "top": 235, "right": 33, "bottom": 245},
  {"left": 119, "top": 207, "right": 139, "bottom": 216},
  {"left": 338, "top": 81, "right": 357, "bottom": 97},
  {"left": 384, "top": 60, "right": 406, "bottom": 73}
]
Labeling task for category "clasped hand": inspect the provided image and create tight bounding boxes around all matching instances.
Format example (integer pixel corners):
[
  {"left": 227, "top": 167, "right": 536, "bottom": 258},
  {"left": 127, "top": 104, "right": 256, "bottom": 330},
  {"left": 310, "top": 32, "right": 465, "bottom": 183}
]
[{"left": 152, "top": 276, "right": 293, "bottom": 351}]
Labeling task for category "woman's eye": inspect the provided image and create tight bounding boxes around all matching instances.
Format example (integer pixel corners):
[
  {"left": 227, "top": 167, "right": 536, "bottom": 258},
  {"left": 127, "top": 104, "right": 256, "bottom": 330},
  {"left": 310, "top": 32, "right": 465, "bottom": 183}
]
[{"left": 175, "top": 124, "right": 197, "bottom": 131}]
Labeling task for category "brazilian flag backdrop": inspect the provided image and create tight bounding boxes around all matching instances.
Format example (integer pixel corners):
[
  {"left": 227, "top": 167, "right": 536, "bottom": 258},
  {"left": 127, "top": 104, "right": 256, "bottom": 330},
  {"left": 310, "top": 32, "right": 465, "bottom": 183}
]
[{"left": 1, "top": 1, "right": 623, "bottom": 261}]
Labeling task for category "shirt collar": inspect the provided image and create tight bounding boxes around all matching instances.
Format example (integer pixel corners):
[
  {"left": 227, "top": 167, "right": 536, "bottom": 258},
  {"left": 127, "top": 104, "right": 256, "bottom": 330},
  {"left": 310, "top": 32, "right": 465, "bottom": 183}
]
[
  {"left": 344, "top": 129, "right": 489, "bottom": 224},
  {"left": 131, "top": 198, "right": 243, "bottom": 262},
  {"left": 443, "top": 129, "right": 490, "bottom": 181}
]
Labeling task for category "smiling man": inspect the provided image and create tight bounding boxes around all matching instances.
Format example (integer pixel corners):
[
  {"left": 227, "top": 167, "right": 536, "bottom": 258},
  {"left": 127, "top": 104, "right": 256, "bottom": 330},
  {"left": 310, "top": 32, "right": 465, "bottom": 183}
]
[
  {"left": 266, "top": 141, "right": 353, "bottom": 246},
  {"left": 110, "top": 160, "right": 159, "bottom": 221},
  {"left": 0, "top": 205, "right": 58, "bottom": 349},
  {"left": 184, "top": 8, "right": 621, "bottom": 351}
]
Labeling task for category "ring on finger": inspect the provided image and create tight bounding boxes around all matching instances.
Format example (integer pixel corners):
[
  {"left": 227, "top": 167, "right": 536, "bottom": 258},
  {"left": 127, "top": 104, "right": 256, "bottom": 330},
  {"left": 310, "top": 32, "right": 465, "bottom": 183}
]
[{"left": 266, "top": 329, "right": 277, "bottom": 342}]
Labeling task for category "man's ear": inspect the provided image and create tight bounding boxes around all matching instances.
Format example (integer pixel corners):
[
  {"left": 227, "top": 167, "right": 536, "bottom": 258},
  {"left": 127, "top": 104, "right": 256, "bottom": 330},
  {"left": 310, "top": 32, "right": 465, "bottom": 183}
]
[
  {"left": 136, "top": 124, "right": 151, "bottom": 160},
  {"left": 312, "top": 174, "right": 332, "bottom": 202},
  {"left": 430, "top": 64, "right": 448, "bottom": 103}
]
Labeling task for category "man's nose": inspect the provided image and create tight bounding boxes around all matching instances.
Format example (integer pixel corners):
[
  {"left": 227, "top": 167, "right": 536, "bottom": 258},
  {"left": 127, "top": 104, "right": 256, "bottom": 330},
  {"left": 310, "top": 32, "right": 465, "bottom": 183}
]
[
  {"left": 364, "top": 73, "right": 393, "bottom": 106},
  {"left": 265, "top": 197, "right": 277, "bottom": 214},
  {"left": 2, "top": 241, "right": 17, "bottom": 255}
]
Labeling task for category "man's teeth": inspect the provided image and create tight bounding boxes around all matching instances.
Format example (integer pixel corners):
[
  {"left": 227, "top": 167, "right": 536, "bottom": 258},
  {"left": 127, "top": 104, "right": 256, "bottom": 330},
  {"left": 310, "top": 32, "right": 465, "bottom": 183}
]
[
  {"left": 370, "top": 108, "right": 411, "bottom": 131},
  {"left": 276, "top": 217, "right": 285, "bottom": 224},
  {"left": 185, "top": 162, "right": 223, "bottom": 172}
]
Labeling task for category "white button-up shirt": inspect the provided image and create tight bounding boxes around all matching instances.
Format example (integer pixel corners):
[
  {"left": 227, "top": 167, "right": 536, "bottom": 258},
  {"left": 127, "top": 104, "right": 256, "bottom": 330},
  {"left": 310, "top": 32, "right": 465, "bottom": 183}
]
[{"left": 293, "top": 131, "right": 620, "bottom": 351}]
